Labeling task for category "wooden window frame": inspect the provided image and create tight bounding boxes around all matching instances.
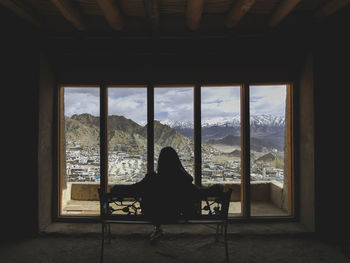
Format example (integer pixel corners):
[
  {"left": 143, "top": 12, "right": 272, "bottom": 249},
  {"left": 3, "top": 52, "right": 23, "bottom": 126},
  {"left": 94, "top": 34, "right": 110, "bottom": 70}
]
[{"left": 55, "top": 82, "right": 295, "bottom": 222}]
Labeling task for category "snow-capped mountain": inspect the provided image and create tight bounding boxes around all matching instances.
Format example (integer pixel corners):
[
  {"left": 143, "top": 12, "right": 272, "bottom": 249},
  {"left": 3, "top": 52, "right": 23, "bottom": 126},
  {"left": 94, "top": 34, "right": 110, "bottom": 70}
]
[
  {"left": 160, "top": 114, "right": 285, "bottom": 129},
  {"left": 160, "top": 114, "right": 286, "bottom": 150},
  {"left": 159, "top": 119, "right": 194, "bottom": 129},
  {"left": 250, "top": 114, "right": 285, "bottom": 127},
  {"left": 202, "top": 115, "right": 241, "bottom": 127}
]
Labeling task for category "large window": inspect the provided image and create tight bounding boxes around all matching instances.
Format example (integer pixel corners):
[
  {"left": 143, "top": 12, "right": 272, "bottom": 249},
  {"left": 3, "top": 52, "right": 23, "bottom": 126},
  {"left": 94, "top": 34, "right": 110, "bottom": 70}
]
[
  {"left": 201, "top": 86, "right": 241, "bottom": 216},
  {"left": 58, "top": 84, "right": 294, "bottom": 218}
]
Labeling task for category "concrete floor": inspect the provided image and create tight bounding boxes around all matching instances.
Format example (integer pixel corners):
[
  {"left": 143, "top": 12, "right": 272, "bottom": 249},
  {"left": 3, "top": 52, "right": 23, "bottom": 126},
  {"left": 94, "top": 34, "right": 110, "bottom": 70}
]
[{"left": 1, "top": 223, "right": 349, "bottom": 263}]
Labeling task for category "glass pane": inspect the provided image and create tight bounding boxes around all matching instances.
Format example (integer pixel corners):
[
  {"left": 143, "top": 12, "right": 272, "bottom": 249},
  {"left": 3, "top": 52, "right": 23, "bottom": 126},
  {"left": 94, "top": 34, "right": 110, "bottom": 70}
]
[
  {"left": 154, "top": 87, "right": 194, "bottom": 177},
  {"left": 201, "top": 86, "right": 241, "bottom": 216},
  {"left": 61, "top": 87, "right": 100, "bottom": 216},
  {"left": 108, "top": 87, "right": 147, "bottom": 185},
  {"left": 249, "top": 85, "right": 290, "bottom": 216}
]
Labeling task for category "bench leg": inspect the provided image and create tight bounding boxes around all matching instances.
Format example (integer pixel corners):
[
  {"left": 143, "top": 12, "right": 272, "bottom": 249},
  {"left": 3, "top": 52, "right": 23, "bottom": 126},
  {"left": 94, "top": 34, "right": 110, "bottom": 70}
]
[
  {"left": 216, "top": 223, "right": 225, "bottom": 241},
  {"left": 215, "top": 223, "right": 221, "bottom": 241},
  {"left": 224, "top": 222, "right": 229, "bottom": 263},
  {"left": 100, "top": 222, "right": 105, "bottom": 263},
  {"left": 108, "top": 223, "right": 111, "bottom": 244}
]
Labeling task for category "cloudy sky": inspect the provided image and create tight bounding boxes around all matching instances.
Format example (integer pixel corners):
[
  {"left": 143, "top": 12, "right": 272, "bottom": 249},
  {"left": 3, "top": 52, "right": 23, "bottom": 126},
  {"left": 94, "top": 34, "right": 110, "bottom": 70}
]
[
  {"left": 154, "top": 87, "right": 193, "bottom": 123},
  {"left": 64, "top": 85, "right": 286, "bottom": 125},
  {"left": 201, "top": 86, "right": 240, "bottom": 122},
  {"left": 250, "top": 85, "right": 286, "bottom": 115}
]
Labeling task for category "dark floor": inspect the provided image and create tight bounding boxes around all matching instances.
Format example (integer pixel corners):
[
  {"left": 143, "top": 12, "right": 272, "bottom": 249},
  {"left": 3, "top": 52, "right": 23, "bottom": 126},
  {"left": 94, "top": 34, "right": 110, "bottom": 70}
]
[{"left": 1, "top": 224, "right": 349, "bottom": 263}]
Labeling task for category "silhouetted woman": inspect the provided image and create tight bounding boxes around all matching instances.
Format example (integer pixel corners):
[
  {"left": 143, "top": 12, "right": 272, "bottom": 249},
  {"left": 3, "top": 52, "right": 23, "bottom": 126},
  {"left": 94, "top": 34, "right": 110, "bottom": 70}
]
[
  {"left": 111, "top": 147, "right": 201, "bottom": 240},
  {"left": 138, "top": 147, "right": 201, "bottom": 240}
]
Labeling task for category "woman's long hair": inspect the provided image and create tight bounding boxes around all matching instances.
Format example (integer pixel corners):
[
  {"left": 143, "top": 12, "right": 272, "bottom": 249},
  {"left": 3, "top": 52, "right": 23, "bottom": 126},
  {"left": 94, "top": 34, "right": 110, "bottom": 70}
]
[{"left": 157, "top": 147, "right": 193, "bottom": 182}]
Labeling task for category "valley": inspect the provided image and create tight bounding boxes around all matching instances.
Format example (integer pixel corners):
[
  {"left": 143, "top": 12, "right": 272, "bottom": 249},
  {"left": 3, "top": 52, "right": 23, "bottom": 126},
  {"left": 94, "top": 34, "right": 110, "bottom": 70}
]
[{"left": 64, "top": 113, "right": 286, "bottom": 184}]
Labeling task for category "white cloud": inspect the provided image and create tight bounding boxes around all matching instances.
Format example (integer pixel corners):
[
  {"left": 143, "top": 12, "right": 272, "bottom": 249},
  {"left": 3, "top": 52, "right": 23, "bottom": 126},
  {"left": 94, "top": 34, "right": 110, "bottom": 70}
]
[
  {"left": 201, "top": 86, "right": 241, "bottom": 121},
  {"left": 64, "top": 88, "right": 100, "bottom": 116},
  {"left": 155, "top": 87, "right": 194, "bottom": 122},
  {"left": 108, "top": 88, "right": 147, "bottom": 124},
  {"left": 250, "top": 85, "right": 286, "bottom": 116}
]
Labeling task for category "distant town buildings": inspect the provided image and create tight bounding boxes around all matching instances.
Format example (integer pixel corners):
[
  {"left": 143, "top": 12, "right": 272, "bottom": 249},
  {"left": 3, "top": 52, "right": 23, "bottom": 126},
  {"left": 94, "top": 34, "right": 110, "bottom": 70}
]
[{"left": 65, "top": 141, "right": 284, "bottom": 184}]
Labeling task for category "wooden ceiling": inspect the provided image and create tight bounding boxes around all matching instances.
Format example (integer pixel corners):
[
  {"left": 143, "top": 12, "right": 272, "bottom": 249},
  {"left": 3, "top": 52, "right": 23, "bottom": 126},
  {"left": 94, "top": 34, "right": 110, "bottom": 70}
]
[{"left": 0, "top": 0, "right": 349, "bottom": 37}]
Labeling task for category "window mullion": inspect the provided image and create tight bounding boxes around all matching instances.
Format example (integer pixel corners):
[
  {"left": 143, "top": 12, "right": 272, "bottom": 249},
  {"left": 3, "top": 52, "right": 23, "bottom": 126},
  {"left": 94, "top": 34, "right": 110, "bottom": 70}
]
[
  {"left": 286, "top": 84, "right": 294, "bottom": 215},
  {"left": 241, "top": 83, "right": 251, "bottom": 218},
  {"left": 58, "top": 86, "right": 64, "bottom": 217},
  {"left": 100, "top": 85, "right": 108, "bottom": 194},
  {"left": 194, "top": 84, "right": 201, "bottom": 186},
  {"left": 147, "top": 85, "right": 154, "bottom": 174}
]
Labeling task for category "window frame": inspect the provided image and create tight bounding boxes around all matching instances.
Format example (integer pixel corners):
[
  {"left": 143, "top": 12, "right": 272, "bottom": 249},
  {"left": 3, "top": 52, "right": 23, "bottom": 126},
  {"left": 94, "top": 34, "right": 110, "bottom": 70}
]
[{"left": 55, "top": 82, "right": 295, "bottom": 222}]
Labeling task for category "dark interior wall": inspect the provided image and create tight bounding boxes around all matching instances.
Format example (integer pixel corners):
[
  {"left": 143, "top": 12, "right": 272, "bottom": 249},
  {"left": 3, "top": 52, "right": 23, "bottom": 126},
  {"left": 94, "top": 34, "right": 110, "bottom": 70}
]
[
  {"left": 0, "top": 7, "right": 40, "bottom": 240},
  {"left": 1, "top": 3, "right": 349, "bottom": 240},
  {"left": 38, "top": 53, "right": 55, "bottom": 231},
  {"left": 298, "top": 54, "right": 315, "bottom": 232},
  {"left": 313, "top": 7, "right": 350, "bottom": 240},
  {"left": 50, "top": 34, "right": 302, "bottom": 84}
]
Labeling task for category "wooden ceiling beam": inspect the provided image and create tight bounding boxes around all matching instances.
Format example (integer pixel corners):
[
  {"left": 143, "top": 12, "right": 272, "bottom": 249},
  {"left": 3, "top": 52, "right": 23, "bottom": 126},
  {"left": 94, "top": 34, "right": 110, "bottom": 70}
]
[
  {"left": 315, "top": 0, "right": 349, "bottom": 18},
  {"left": 186, "top": 0, "right": 204, "bottom": 31},
  {"left": 144, "top": 0, "right": 159, "bottom": 28},
  {"left": 268, "top": 0, "right": 302, "bottom": 27},
  {"left": 51, "top": 0, "right": 85, "bottom": 31},
  {"left": 97, "top": 0, "right": 123, "bottom": 30},
  {"left": 0, "top": 0, "right": 40, "bottom": 26},
  {"left": 226, "top": 0, "right": 256, "bottom": 28}
]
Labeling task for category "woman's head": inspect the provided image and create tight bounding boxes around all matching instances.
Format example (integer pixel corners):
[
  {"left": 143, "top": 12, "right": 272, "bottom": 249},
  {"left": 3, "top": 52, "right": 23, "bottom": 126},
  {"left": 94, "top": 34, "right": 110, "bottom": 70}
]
[
  {"left": 157, "top": 146, "right": 194, "bottom": 180},
  {"left": 157, "top": 147, "right": 182, "bottom": 174}
]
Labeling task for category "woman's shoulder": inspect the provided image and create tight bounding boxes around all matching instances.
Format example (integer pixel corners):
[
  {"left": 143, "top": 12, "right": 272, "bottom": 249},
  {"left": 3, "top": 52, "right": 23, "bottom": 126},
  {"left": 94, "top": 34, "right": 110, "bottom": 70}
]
[
  {"left": 146, "top": 171, "right": 158, "bottom": 178},
  {"left": 139, "top": 171, "right": 159, "bottom": 183}
]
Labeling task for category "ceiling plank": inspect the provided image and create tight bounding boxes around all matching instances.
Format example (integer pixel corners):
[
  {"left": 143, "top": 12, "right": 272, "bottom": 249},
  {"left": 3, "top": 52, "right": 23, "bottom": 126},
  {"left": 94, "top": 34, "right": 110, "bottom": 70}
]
[
  {"left": 97, "top": 0, "right": 123, "bottom": 30},
  {"left": 144, "top": 0, "right": 159, "bottom": 28},
  {"left": 226, "top": 0, "right": 256, "bottom": 28},
  {"left": 0, "top": 0, "right": 40, "bottom": 26},
  {"left": 268, "top": 0, "right": 302, "bottom": 27},
  {"left": 51, "top": 0, "right": 85, "bottom": 30},
  {"left": 315, "top": 0, "right": 349, "bottom": 18},
  {"left": 186, "top": 0, "right": 204, "bottom": 31}
]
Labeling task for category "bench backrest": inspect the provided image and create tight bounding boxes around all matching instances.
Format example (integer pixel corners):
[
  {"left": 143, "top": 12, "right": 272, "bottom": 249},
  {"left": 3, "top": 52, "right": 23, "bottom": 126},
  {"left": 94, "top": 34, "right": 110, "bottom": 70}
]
[{"left": 98, "top": 187, "right": 232, "bottom": 221}]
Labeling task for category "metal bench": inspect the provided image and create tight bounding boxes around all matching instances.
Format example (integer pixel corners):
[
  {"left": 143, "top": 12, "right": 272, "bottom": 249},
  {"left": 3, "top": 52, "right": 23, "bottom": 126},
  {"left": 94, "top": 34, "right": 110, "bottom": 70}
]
[{"left": 98, "top": 187, "right": 232, "bottom": 262}]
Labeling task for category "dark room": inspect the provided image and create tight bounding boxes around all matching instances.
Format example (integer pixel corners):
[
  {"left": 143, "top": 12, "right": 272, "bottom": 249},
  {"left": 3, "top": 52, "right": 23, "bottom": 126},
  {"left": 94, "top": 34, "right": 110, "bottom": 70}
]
[{"left": 1, "top": 0, "right": 349, "bottom": 262}]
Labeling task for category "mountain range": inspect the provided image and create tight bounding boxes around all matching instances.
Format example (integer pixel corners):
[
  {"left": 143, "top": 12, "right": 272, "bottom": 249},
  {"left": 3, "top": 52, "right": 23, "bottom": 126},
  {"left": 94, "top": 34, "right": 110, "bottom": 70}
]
[
  {"left": 65, "top": 113, "right": 285, "bottom": 153},
  {"left": 65, "top": 114, "right": 200, "bottom": 155},
  {"left": 169, "top": 114, "right": 285, "bottom": 150},
  {"left": 163, "top": 114, "right": 284, "bottom": 129}
]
